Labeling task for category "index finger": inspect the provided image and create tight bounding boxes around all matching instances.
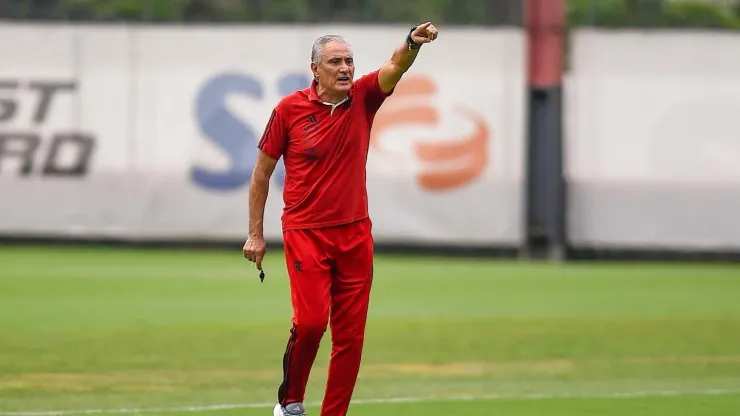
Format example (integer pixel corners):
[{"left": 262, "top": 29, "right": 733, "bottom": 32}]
[
  {"left": 255, "top": 255, "right": 264, "bottom": 271},
  {"left": 417, "top": 22, "right": 432, "bottom": 30}
]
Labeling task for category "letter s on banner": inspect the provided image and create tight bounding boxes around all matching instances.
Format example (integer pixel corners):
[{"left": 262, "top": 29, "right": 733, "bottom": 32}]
[
  {"left": 192, "top": 73, "right": 263, "bottom": 191},
  {"left": 191, "top": 72, "right": 310, "bottom": 191}
]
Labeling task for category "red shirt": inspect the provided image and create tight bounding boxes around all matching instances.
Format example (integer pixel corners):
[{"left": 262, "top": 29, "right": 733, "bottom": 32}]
[{"left": 258, "top": 70, "right": 393, "bottom": 231}]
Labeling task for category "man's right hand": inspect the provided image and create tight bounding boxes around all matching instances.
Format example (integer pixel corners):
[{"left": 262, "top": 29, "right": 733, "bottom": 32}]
[{"left": 243, "top": 235, "right": 266, "bottom": 270}]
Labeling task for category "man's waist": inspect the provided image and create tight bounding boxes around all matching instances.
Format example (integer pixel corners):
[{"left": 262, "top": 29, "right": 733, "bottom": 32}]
[
  {"left": 281, "top": 213, "right": 369, "bottom": 231},
  {"left": 280, "top": 186, "right": 368, "bottom": 228}
]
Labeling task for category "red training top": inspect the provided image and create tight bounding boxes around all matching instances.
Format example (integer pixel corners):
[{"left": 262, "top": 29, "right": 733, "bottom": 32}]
[{"left": 258, "top": 70, "right": 393, "bottom": 231}]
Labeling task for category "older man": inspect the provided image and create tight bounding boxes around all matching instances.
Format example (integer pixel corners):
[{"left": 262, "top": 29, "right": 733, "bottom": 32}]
[{"left": 243, "top": 22, "right": 439, "bottom": 416}]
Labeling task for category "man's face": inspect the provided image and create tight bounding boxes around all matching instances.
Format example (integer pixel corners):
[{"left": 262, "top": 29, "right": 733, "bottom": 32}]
[{"left": 312, "top": 41, "right": 354, "bottom": 95}]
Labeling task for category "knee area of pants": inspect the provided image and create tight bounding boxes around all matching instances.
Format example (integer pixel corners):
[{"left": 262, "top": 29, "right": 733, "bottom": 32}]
[
  {"left": 332, "top": 330, "right": 364, "bottom": 346},
  {"left": 297, "top": 320, "right": 328, "bottom": 338}
]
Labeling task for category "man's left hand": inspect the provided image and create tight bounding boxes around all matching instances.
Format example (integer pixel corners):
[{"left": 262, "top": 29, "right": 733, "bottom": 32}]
[{"left": 410, "top": 22, "right": 439, "bottom": 45}]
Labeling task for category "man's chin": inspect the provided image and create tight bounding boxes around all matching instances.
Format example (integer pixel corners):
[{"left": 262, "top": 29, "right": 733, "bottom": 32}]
[{"left": 336, "top": 80, "right": 352, "bottom": 90}]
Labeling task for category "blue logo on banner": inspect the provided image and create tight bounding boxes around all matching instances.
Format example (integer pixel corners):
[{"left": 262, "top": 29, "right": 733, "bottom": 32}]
[{"left": 191, "top": 72, "right": 311, "bottom": 191}]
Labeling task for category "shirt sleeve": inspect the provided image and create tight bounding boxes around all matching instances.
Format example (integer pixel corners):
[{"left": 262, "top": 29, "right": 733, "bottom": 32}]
[
  {"left": 257, "top": 107, "right": 288, "bottom": 160},
  {"left": 355, "top": 69, "right": 395, "bottom": 114}
]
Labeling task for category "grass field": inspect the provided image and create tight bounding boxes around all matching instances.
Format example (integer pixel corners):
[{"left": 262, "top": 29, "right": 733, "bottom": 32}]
[{"left": 1, "top": 245, "right": 740, "bottom": 415}]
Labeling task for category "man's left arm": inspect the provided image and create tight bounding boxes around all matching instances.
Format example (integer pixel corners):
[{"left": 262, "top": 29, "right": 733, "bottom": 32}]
[{"left": 377, "top": 22, "right": 439, "bottom": 94}]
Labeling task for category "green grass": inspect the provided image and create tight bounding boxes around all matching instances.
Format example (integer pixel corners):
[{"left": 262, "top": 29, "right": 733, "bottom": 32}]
[{"left": 1, "top": 245, "right": 740, "bottom": 415}]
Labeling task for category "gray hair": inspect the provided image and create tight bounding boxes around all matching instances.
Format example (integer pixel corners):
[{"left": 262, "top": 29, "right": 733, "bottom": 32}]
[{"left": 311, "top": 35, "right": 351, "bottom": 65}]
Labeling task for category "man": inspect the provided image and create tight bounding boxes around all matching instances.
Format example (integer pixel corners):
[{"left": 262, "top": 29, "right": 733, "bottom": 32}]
[{"left": 243, "top": 22, "right": 439, "bottom": 416}]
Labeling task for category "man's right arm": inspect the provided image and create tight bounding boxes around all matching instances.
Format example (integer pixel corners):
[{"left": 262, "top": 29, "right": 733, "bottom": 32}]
[
  {"left": 243, "top": 107, "right": 288, "bottom": 269},
  {"left": 248, "top": 151, "right": 278, "bottom": 241}
]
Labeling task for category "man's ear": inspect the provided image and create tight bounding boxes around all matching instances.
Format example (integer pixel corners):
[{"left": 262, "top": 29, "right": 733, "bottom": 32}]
[{"left": 310, "top": 62, "right": 319, "bottom": 79}]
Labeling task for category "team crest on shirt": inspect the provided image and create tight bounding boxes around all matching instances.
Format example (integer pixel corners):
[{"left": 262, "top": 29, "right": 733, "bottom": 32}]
[
  {"left": 304, "top": 147, "right": 319, "bottom": 161},
  {"left": 302, "top": 138, "right": 320, "bottom": 161},
  {"left": 300, "top": 114, "right": 320, "bottom": 161}
]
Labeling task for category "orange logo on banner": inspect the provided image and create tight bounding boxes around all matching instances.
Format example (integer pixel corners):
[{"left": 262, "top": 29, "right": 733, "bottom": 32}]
[{"left": 370, "top": 75, "right": 490, "bottom": 191}]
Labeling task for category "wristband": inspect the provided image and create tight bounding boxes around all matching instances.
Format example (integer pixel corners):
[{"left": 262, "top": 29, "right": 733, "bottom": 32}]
[{"left": 406, "top": 26, "right": 422, "bottom": 50}]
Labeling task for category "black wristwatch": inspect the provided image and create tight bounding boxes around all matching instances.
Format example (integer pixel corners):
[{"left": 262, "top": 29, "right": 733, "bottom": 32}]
[{"left": 406, "top": 26, "right": 422, "bottom": 50}]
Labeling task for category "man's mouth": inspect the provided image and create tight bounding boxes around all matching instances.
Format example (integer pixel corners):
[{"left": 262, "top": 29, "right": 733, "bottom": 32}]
[{"left": 337, "top": 76, "right": 350, "bottom": 82}]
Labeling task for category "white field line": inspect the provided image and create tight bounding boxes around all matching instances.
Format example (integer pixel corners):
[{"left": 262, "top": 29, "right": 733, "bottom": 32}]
[{"left": 2, "top": 388, "right": 740, "bottom": 416}]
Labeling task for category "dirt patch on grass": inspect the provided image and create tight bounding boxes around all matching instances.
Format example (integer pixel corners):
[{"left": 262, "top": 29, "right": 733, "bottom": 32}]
[
  {"left": 3, "top": 355, "right": 739, "bottom": 392},
  {"left": 0, "top": 360, "right": 573, "bottom": 392}
]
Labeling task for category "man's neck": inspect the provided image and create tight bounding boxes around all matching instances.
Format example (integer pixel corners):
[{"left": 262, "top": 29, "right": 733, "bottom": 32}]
[{"left": 316, "top": 85, "right": 348, "bottom": 104}]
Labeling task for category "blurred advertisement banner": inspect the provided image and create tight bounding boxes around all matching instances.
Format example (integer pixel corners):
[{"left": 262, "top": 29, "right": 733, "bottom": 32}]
[
  {"left": 0, "top": 24, "right": 526, "bottom": 245},
  {"left": 566, "top": 29, "right": 740, "bottom": 250}
]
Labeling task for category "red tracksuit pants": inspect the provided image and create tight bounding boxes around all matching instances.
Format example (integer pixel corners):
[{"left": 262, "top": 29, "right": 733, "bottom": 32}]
[{"left": 277, "top": 218, "right": 374, "bottom": 416}]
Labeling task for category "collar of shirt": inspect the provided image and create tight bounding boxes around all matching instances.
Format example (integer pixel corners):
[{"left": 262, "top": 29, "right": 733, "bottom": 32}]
[{"left": 309, "top": 79, "right": 352, "bottom": 115}]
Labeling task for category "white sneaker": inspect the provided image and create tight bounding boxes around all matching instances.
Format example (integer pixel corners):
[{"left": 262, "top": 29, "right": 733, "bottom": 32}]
[{"left": 273, "top": 402, "right": 306, "bottom": 416}]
